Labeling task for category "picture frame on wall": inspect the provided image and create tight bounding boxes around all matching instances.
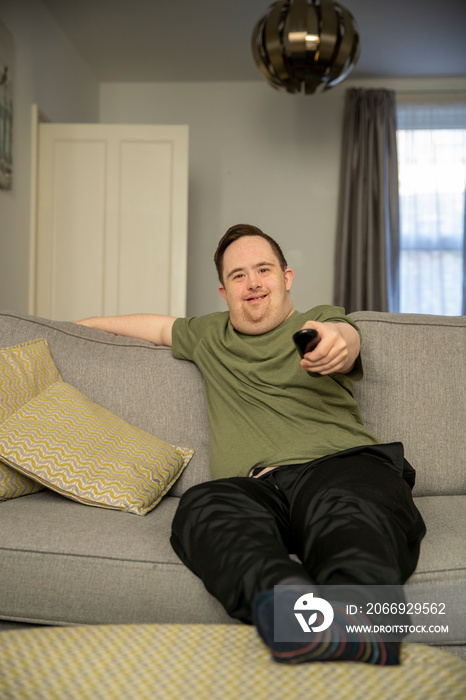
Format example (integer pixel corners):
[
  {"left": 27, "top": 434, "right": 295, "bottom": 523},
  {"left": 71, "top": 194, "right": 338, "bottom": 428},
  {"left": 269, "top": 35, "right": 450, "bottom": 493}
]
[{"left": 0, "top": 20, "right": 13, "bottom": 190}]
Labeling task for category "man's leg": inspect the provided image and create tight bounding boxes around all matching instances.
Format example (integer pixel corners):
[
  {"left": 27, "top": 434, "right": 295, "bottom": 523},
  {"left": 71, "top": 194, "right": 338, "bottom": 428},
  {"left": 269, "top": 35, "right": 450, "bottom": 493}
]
[
  {"left": 286, "top": 453, "right": 425, "bottom": 586},
  {"left": 253, "top": 454, "right": 426, "bottom": 665},
  {"left": 170, "top": 477, "right": 310, "bottom": 623}
]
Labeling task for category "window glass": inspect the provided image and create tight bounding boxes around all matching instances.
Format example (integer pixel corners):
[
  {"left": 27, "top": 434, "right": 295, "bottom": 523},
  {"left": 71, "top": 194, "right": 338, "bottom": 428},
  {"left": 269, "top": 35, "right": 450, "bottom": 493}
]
[{"left": 396, "top": 102, "right": 466, "bottom": 315}]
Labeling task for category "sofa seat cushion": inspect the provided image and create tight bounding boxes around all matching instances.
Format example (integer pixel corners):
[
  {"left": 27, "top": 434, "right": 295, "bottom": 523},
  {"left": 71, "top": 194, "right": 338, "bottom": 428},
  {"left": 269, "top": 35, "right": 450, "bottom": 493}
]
[
  {"left": 0, "top": 490, "right": 464, "bottom": 630},
  {"left": 0, "top": 490, "right": 231, "bottom": 626}
]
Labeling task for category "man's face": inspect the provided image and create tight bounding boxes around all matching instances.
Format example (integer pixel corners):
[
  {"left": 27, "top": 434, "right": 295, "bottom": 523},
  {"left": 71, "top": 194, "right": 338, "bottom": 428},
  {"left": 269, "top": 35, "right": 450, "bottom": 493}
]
[{"left": 218, "top": 236, "right": 294, "bottom": 335}]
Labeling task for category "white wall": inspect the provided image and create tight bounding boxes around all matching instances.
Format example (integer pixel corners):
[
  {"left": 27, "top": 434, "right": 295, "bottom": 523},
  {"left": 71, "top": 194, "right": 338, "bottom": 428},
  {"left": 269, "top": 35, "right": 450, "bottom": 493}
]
[
  {"left": 0, "top": 0, "right": 99, "bottom": 312},
  {"left": 100, "top": 77, "right": 466, "bottom": 318}
]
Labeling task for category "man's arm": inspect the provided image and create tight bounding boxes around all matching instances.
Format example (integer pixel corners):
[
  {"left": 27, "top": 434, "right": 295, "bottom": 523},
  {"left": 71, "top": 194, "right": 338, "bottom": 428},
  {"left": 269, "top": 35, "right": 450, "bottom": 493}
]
[
  {"left": 298, "top": 320, "right": 360, "bottom": 375},
  {"left": 75, "top": 314, "right": 177, "bottom": 347}
]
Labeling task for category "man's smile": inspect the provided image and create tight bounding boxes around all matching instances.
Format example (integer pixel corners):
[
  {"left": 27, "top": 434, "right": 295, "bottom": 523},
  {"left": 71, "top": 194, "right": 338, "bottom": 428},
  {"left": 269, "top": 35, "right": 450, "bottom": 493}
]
[{"left": 246, "top": 293, "right": 268, "bottom": 303}]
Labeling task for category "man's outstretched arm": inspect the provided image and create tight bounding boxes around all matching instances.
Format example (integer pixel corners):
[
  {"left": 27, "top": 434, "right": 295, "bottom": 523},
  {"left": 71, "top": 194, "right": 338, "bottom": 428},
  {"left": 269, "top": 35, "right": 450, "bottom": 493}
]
[{"left": 75, "top": 314, "right": 177, "bottom": 347}]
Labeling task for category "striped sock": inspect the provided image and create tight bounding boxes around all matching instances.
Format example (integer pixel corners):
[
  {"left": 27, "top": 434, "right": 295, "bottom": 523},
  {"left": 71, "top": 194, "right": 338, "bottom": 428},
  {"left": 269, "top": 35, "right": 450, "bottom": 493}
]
[{"left": 253, "top": 587, "right": 400, "bottom": 666}]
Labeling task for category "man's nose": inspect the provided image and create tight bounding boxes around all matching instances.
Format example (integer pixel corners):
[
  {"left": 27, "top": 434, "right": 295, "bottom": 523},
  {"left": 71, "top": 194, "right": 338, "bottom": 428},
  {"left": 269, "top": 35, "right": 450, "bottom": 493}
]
[{"left": 248, "top": 273, "right": 261, "bottom": 289}]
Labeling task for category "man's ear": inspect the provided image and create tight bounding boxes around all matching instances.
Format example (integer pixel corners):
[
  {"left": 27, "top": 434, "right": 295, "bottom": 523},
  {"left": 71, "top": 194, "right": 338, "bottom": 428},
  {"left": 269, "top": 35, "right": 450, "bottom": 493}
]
[
  {"left": 218, "top": 285, "right": 227, "bottom": 302},
  {"left": 284, "top": 268, "right": 294, "bottom": 291}
]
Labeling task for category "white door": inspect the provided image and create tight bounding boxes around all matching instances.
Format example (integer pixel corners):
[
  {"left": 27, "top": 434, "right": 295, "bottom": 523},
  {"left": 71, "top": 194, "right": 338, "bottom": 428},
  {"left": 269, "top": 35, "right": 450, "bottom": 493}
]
[{"left": 33, "top": 123, "right": 188, "bottom": 321}]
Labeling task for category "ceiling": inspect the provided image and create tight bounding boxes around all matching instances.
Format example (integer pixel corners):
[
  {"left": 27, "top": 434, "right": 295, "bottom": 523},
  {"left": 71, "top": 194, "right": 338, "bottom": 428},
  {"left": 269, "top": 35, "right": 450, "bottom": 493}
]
[{"left": 41, "top": 0, "right": 466, "bottom": 83}]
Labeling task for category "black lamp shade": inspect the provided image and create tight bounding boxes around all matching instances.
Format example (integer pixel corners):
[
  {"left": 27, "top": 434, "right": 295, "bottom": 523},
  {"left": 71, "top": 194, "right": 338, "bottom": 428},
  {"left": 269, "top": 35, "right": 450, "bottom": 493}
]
[{"left": 252, "top": 0, "right": 360, "bottom": 94}]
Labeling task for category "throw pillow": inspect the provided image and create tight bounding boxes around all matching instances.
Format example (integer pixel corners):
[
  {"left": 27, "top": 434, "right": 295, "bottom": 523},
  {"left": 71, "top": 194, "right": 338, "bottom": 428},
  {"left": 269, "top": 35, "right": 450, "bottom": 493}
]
[
  {"left": 0, "top": 339, "right": 61, "bottom": 499},
  {"left": 0, "top": 381, "right": 193, "bottom": 515}
]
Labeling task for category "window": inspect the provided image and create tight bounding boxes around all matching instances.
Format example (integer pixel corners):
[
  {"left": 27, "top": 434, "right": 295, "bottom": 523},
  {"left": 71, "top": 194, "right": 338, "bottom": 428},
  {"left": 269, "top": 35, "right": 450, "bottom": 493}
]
[{"left": 396, "top": 102, "right": 466, "bottom": 315}]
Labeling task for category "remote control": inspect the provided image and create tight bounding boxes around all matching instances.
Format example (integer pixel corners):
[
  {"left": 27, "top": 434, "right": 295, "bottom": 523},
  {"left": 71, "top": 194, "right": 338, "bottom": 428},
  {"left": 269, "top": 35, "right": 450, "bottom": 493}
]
[{"left": 293, "top": 328, "right": 320, "bottom": 358}]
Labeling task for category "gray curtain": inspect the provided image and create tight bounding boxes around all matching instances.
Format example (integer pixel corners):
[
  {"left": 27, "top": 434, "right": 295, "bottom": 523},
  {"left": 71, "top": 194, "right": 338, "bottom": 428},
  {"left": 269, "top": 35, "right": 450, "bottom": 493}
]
[{"left": 334, "top": 89, "right": 400, "bottom": 313}]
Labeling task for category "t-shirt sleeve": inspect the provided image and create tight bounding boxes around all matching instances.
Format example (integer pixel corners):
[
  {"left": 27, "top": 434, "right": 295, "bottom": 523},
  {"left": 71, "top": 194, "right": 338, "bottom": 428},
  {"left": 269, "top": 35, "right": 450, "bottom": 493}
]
[
  {"left": 171, "top": 317, "right": 200, "bottom": 361},
  {"left": 172, "top": 314, "right": 224, "bottom": 361},
  {"left": 308, "top": 305, "right": 361, "bottom": 336}
]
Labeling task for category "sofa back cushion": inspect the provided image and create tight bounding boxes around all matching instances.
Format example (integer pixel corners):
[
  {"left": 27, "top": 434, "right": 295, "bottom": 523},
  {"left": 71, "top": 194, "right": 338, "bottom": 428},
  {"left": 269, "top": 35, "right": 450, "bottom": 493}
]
[
  {"left": 2, "top": 310, "right": 464, "bottom": 499},
  {"left": 350, "top": 311, "right": 466, "bottom": 497},
  {"left": 0, "top": 312, "right": 210, "bottom": 496}
]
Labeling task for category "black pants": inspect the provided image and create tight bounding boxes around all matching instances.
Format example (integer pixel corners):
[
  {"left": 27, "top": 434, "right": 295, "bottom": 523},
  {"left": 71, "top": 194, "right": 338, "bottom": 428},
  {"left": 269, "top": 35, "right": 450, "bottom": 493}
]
[{"left": 170, "top": 446, "right": 426, "bottom": 623}]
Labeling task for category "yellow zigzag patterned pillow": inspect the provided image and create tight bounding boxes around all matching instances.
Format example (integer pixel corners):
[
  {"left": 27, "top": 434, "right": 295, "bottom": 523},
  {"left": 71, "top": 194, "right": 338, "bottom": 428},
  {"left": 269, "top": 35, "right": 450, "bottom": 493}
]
[
  {"left": 0, "top": 339, "right": 62, "bottom": 500},
  {"left": 0, "top": 381, "right": 194, "bottom": 515}
]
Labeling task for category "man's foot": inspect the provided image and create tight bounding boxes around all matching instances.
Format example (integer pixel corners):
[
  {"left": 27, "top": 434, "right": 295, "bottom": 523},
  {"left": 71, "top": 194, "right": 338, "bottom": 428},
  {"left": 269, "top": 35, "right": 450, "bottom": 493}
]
[{"left": 252, "top": 586, "right": 400, "bottom": 666}]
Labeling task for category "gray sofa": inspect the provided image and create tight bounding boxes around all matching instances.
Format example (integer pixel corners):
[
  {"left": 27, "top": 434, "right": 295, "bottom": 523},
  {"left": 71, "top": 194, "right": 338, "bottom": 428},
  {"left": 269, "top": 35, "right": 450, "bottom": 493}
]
[{"left": 0, "top": 310, "right": 464, "bottom": 657}]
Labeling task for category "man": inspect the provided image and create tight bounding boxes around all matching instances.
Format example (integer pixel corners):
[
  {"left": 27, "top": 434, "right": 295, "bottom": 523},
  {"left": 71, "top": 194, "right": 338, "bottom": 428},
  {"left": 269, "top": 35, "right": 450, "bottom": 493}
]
[{"left": 78, "top": 224, "right": 426, "bottom": 666}]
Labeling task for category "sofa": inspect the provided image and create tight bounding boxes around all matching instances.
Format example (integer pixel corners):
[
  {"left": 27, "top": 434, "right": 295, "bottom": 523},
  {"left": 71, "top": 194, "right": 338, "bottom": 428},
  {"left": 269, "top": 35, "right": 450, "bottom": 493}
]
[{"left": 0, "top": 309, "right": 464, "bottom": 657}]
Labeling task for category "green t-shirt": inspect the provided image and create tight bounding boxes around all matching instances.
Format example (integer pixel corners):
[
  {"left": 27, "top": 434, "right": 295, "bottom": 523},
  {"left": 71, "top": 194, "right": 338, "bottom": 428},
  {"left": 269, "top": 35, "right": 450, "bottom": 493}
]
[{"left": 172, "top": 305, "right": 381, "bottom": 480}]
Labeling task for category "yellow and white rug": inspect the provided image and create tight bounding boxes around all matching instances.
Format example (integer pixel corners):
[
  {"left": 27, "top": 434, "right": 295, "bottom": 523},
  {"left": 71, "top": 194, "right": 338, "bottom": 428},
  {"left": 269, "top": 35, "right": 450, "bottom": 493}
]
[{"left": 0, "top": 623, "right": 464, "bottom": 699}]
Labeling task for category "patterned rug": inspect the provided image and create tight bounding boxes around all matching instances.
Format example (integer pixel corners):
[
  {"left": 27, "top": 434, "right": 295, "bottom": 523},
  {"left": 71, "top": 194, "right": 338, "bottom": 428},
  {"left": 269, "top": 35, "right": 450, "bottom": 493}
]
[{"left": 0, "top": 623, "right": 465, "bottom": 699}]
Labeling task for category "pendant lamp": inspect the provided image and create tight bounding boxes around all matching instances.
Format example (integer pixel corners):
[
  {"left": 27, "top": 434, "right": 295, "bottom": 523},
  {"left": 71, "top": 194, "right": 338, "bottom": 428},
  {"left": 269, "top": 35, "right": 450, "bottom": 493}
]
[{"left": 252, "top": 0, "right": 360, "bottom": 94}]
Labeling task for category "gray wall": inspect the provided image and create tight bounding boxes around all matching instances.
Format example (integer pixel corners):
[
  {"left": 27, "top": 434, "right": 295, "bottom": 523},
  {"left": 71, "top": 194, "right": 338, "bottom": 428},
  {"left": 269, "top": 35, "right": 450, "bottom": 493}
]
[{"left": 0, "top": 0, "right": 99, "bottom": 313}]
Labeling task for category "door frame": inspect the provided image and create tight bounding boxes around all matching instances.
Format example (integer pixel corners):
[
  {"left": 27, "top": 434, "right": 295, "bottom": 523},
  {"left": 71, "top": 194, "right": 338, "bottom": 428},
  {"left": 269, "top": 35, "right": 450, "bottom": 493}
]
[{"left": 29, "top": 104, "right": 50, "bottom": 315}]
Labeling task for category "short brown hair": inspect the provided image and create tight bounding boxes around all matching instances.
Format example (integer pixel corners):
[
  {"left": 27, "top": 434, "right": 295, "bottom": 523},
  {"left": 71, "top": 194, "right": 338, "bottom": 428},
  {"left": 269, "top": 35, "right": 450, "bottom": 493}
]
[{"left": 214, "top": 224, "right": 288, "bottom": 285}]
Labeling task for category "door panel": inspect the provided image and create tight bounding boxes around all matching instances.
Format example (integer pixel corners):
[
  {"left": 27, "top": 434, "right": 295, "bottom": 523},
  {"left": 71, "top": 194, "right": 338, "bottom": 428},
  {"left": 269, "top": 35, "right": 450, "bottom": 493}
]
[{"left": 34, "top": 124, "right": 188, "bottom": 321}]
